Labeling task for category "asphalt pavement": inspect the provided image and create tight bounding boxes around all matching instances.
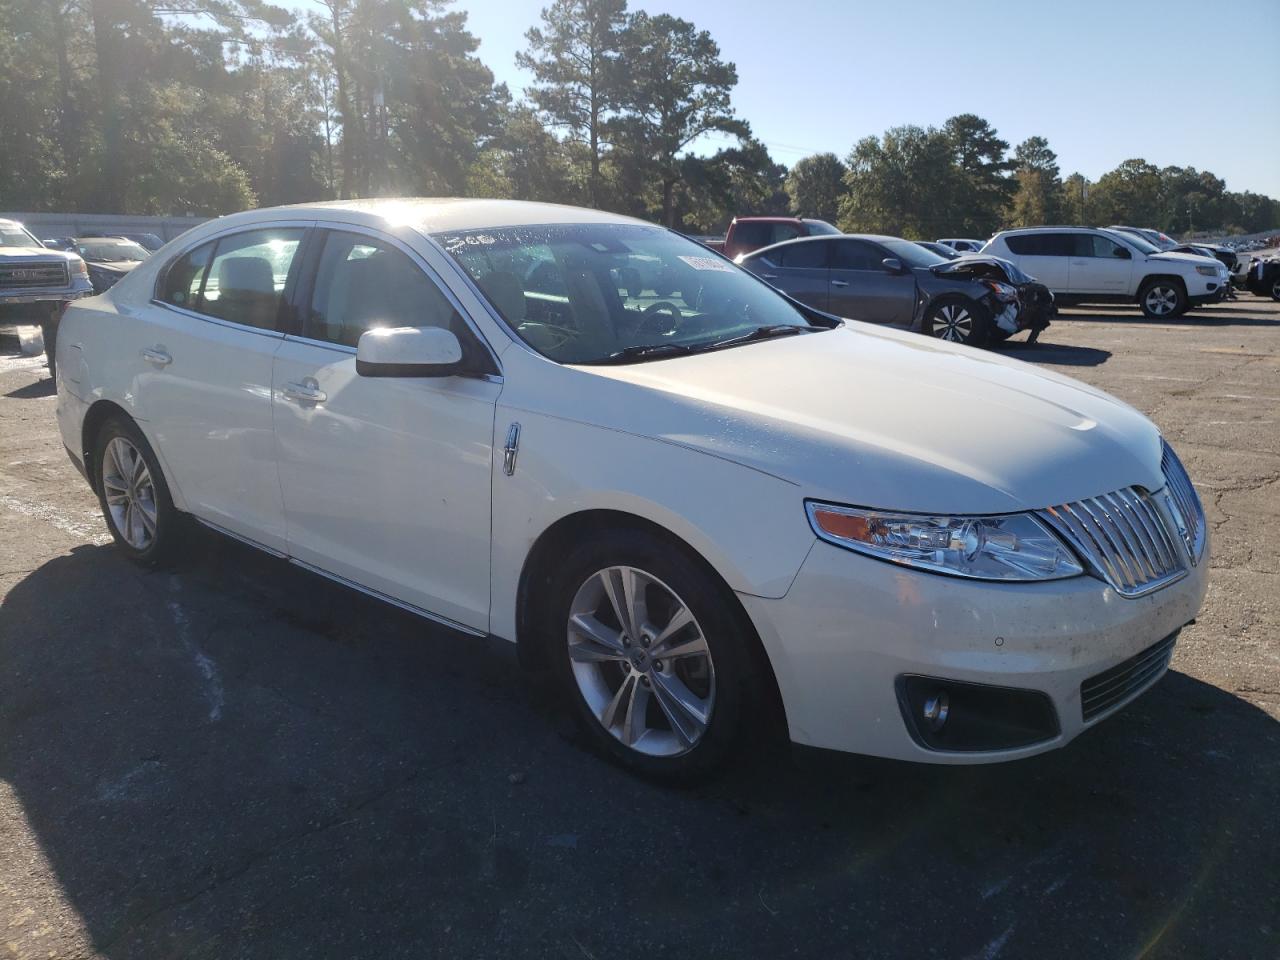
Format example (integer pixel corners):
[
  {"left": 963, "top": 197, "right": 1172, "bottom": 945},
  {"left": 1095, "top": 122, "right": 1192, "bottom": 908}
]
[{"left": 1, "top": 296, "right": 1278, "bottom": 959}]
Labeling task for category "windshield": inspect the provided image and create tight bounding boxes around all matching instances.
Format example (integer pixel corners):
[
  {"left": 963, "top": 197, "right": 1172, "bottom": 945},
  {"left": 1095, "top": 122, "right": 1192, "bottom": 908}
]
[
  {"left": 1105, "top": 229, "right": 1158, "bottom": 255},
  {"left": 880, "top": 238, "right": 948, "bottom": 268},
  {"left": 76, "top": 239, "right": 149, "bottom": 262},
  {"left": 0, "top": 225, "right": 41, "bottom": 248},
  {"left": 435, "top": 223, "right": 822, "bottom": 364}
]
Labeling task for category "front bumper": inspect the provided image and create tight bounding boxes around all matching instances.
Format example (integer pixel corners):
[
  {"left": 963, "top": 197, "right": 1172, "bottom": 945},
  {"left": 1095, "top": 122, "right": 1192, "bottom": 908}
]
[
  {"left": 740, "top": 536, "right": 1208, "bottom": 764},
  {"left": 0, "top": 277, "right": 94, "bottom": 306}
]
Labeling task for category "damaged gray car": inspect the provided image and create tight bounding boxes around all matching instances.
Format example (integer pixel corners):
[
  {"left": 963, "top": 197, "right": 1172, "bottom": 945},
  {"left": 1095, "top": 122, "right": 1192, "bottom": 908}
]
[{"left": 738, "top": 235, "right": 1053, "bottom": 347}]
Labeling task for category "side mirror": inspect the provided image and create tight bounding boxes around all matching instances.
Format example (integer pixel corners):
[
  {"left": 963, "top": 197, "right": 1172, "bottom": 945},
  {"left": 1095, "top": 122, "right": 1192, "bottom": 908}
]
[
  {"left": 356, "top": 326, "right": 464, "bottom": 378},
  {"left": 1114, "top": 247, "right": 1132, "bottom": 259},
  {"left": 882, "top": 257, "right": 904, "bottom": 274}
]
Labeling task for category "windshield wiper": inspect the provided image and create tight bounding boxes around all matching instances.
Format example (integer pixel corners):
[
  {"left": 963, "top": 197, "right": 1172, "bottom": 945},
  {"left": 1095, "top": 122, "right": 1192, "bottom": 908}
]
[
  {"left": 697, "top": 324, "right": 815, "bottom": 352},
  {"left": 587, "top": 342, "right": 696, "bottom": 365}
]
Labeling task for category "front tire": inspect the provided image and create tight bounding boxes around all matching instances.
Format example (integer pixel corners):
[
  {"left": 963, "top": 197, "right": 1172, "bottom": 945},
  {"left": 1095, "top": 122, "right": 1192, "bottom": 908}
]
[
  {"left": 924, "top": 296, "right": 991, "bottom": 347},
  {"left": 1270, "top": 276, "right": 1280, "bottom": 302},
  {"left": 1138, "top": 279, "right": 1187, "bottom": 319},
  {"left": 93, "top": 415, "right": 183, "bottom": 566},
  {"left": 544, "top": 529, "right": 759, "bottom": 781}
]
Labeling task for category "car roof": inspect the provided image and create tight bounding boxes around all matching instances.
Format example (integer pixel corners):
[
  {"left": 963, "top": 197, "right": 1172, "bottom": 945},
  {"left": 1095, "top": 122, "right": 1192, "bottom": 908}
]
[{"left": 239, "top": 198, "right": 653, "bottom": 234}]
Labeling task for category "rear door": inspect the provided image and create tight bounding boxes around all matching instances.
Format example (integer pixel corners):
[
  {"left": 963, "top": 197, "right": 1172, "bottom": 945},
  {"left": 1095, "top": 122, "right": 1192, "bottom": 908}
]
[
  {"left": 135, "top": 223, "right": 308, "bottom": 552},
  {"left": 827, "top": 239, "right": 916, "bottom": 324},
  {"left": 1069, "top": 233, "right": 1135, "bottom": 294},
  {"left": 745, "top": 240, "right": 830, "bottom": 310},
  {"left": 1006, "top": 233, "right": 1073, "bottom": 291}
]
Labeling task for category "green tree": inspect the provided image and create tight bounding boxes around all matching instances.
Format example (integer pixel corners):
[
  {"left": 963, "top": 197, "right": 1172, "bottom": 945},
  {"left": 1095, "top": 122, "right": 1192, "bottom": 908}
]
[
  {"left": 838, "top": 125, "right": 959, "bottom": 238},
  {"left": 675, "top": 137, "right": 787, "bottom": 233},
  {"left": 517, "top": 0, "right": 626, "bottom": 207},
  {"left": 610, "top": 11, "right": 747, "bottom": 226},
  {"left": 943, "top": 113, "right": 1013, "bottom": 236},
  {"left": 1090, "top": 158, "right": 1162, "bottom": 227},
  {"left": 1007, "top": 135, "right": 1061, "bottom": 226},
  {"left": 467, "top": 105, "right": 580, "bottom": 203},
  {"left": 785, "top": 152, "right": 846, "bottom": 222}
]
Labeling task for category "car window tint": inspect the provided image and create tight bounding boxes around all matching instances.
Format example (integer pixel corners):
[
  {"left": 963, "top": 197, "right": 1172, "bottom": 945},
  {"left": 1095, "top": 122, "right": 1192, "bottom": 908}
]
[
  {"left": 732, "top": 222, "right": 771, "bottom": 249},
  {"left": 200, "top": 228, "right": 303, "bottom": 330},
  {"left": 831, "top": 239, "right": 879, "bottom": 270},
  {"left": 306, "top": 231, "right": 465, "bottom": 348},
  {"left": 771, "top": 224, "right": 803, "bottom": 245},
  {"left": 158, "top": 241, "right": 214, "bottom": 309},
  {"left": 1088, "top": 234, "right": 1126, "bottom": 258},
  {"left": 778, "top": 241, "right": 829, "bottom": 269}
]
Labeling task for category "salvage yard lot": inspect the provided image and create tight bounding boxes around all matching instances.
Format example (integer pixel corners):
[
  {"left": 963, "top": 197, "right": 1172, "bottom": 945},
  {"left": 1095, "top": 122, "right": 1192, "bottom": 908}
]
[{"left": 1, "top": 300, "right": 1278, "bottom": 959}]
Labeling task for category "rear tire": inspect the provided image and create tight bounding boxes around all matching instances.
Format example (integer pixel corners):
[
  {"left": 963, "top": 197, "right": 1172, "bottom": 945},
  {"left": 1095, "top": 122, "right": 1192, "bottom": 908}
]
[
  {"left": 1270, "top": 276, "right": 1280, "bottom": 302},
  {"left": 1138, "top": 279, "right": 1187, "bottom": 319},
  {"left": 542, "top": 528, "right": 761, "bottom": 782},
  {"left": 924, "top": 296, "right": 991, "bottom": 347},
  {"left": 92, "top": 415, "right": 184, "bottom": 566}
]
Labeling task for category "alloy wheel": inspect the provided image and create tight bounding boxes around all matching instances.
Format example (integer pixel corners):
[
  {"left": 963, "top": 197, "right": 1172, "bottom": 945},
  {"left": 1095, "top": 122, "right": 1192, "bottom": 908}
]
[
  {"left": 566, "top": 565, "right": 715, "bottom": 757},
  {"left": 1144, "top": 285, "right": 1179, "bottom": 316},
  {"left": 932, "top": 303, "right": 973, "bottom": 342},
  {"left": 101, "top": 436, "right": 157, "bottom": 550}
]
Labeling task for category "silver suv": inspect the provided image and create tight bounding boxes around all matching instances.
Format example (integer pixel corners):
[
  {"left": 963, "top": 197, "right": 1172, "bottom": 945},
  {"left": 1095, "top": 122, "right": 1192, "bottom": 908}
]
[{"left": 983, "top": 226, "right": 1228, "bottom": 319}]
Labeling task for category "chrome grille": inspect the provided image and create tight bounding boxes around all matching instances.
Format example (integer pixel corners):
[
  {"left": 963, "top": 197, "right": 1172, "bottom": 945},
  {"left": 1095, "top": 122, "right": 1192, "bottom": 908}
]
[
  {"left": 1160, "top": 441, "right": 1205, "bottom": 563},
  {"left": 1039, "top": 487, "right": 1187, "bottom": 597},
  {"left": 0, "top": 261, "right": 68, "bottom": 289},
  {"left": 1080, "top": 633, "right": 1177, "bottom": 721}
]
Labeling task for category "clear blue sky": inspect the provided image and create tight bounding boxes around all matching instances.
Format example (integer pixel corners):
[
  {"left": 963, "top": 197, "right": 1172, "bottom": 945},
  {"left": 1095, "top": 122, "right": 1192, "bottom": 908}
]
[{"left": 295, "top": 0, "right": 1280, "bottom": 197}]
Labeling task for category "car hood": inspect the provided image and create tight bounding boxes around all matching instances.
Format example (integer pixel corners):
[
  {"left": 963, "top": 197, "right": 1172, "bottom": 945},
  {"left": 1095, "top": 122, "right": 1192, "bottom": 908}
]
[
  {"left": 565, "top": 324, "right": 1163, "bottom": 514},
  {"left": 0, "top": 246, "right": 76, "bottom": 262},
  {"left": 1148, "top": 251, "right": 1222, "bottom": 268},
  {"left": 87, "top": 259, "right": 142, "bottom": 274}
]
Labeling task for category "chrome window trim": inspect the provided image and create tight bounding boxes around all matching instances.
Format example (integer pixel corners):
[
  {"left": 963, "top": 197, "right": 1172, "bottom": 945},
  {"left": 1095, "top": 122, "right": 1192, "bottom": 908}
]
[
  {"left": 150, "top": 219, "right": 316, "bottom": 337},
  {"left": 305, "top": 220, "right": 504, "bottom": 375}
]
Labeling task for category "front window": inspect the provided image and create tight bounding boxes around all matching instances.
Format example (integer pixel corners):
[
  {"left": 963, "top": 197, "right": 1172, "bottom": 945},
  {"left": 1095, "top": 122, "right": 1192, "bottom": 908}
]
[
  {"left": 1103, "top": 229, "right": 1157, "bottom": 255},
  {"left": 76, "top": 239, "right": 150, "bottom": 263},
  {"left": 436, "top": 223, "right": 823, "bottom": 364},
  {"left": 879, "top": 238, "right": 946, "bottom": 268}
]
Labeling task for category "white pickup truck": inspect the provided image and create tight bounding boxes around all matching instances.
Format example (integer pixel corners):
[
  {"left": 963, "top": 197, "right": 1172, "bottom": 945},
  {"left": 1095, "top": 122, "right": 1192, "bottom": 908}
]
[{"left": 1, "top": 218, "right": 93, "bottom": 378}]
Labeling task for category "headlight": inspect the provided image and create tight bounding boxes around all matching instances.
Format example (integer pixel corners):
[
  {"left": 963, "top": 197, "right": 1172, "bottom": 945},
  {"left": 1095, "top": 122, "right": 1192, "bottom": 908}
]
[
  {"left": 71, "top": 257, "right": 88, "bottom": 277},
  {"left": 980, "top": 279, "right": 1018, "bottom": 302},
  {"left": 806, "top": 502, "right": 1084, "bottom": 582},
  {"left": 1195, "top": 265, "right": 1217, "bottom": 276}
]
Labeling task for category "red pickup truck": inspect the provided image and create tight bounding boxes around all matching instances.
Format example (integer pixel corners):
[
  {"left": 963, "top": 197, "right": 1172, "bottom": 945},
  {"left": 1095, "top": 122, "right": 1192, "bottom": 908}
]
[{"left": 702, "top": 216, "right": 842, "bottom": 260}]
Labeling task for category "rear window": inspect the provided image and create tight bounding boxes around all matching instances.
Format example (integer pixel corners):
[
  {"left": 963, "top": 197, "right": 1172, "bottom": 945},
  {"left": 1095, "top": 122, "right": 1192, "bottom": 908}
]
[
  {"left": 1005, "top": 233, "right": 1076, "bottom": 256},
  {"left": 777, "top": 240, "right": 829, "bottom": 268}
]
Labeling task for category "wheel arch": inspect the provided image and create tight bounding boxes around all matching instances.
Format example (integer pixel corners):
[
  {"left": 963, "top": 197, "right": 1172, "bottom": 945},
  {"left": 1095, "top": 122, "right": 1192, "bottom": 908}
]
[
  {"left": 514, "top": 508, "right": 789, "bottom": 734},
  {"left": 80, "top": 400, "right": 185, "bottom": 510},
  {"left": 1136, "top": 273, "right": 1188, "bottom": 297}
]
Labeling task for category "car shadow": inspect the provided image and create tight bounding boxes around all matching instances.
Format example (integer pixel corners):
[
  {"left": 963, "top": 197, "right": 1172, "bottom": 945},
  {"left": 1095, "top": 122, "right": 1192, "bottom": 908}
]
[
  {"left": 4, "top": 377, "right": 55, "bottom": 399},
  {"left": 1, "top": 533, "right": 1276, "bottom": 958},
  {"left": 1057, "top": 303, "right": 1280, "bottom": 327},
  {"left": 994, "top": 340, "right": 1112, "bottom": 367}
]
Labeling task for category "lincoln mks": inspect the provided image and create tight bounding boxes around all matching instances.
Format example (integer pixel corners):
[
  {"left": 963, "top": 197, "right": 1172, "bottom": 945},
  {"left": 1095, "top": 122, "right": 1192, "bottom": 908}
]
[{"left": 55, "top": 199, "right": 1208, "bottom": 779}]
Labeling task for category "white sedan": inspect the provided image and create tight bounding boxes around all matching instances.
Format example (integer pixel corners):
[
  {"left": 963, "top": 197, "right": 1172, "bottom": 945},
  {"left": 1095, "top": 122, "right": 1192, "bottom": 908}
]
[{"left": 54, "top": 199, "right": 1208, "bottom": 779}]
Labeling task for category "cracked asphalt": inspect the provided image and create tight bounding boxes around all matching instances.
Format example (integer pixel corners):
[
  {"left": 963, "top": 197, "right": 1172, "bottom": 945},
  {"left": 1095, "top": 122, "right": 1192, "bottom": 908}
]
[{"left": 1, "top": 296, "right": 1278, "bottom": 959}]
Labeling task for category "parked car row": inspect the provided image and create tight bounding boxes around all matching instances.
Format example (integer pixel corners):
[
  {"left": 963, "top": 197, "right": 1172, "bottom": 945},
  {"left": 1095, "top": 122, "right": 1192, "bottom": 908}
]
[{"left": 52, "top": 198, "right": 1209, "bottom": 781}]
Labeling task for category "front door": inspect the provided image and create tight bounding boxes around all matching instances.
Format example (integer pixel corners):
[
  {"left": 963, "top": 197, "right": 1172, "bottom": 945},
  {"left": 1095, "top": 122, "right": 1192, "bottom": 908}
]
[
  {"left": 135, "top": 224, "right": 307, "bottom": 552},
  {"left": 827, "top": 239, "right": 917, "bottom": 324},
  {"left": 271, "top": 227, "right": 501, "bottom": 632},
  {"left": 1069, "top": 233, "right": 1135, "bottom": 294}
]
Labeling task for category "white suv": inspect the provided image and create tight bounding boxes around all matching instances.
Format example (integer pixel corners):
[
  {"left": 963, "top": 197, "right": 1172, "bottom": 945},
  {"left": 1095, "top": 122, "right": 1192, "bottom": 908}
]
[{"left": 983, "top": 227, "right": 1229, "bottom": 319}]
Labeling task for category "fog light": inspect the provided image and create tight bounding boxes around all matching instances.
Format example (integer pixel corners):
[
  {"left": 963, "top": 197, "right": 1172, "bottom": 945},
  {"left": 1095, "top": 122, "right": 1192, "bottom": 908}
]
[{"left": 922, "top": 691, "right": 949, "bottom": 731}]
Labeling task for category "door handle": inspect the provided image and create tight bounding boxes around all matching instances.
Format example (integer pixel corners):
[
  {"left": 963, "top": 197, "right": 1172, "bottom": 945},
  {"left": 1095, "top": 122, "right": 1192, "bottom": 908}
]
[
  {"left": 140, "top": 347, "right": 172, "bottom": 366},
  {"left": 282, "top": 379, "right": 327, "bottom": 404},
  {"left": 831, "top": 279, "right": 849, "bottom": 288}
]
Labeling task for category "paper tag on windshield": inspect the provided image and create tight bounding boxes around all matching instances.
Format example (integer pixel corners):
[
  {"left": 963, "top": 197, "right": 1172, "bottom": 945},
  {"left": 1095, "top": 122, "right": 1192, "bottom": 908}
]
[{"left": 678, "top": 255, "right": 733, "bottom": 272}]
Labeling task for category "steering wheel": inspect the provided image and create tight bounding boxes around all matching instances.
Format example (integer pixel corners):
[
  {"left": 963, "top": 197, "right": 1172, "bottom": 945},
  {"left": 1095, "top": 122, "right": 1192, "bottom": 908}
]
[{"left": 637, "top": 300, "right": 683, "bottom": 336}]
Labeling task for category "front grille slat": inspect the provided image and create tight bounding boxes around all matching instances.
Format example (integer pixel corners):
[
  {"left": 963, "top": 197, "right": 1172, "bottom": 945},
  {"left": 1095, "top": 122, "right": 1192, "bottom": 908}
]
[
  {"left": 0, "top": 261, "right": 69, "bottom": 289},
  {"left": 1080, "top": 633, "right": 1177, "bottom": 721},
  {"left": 1160, "top": 442, "right": 1205, "bottom": 562},
  {"left": 1039, "top": 485, "right": 1188, "bottom": 598}
]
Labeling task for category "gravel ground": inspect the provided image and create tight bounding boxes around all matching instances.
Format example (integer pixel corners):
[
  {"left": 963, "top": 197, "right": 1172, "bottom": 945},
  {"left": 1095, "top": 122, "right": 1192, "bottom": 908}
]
[{"left": 1, "top": 296, "right": 1277, "bottom": 960}]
